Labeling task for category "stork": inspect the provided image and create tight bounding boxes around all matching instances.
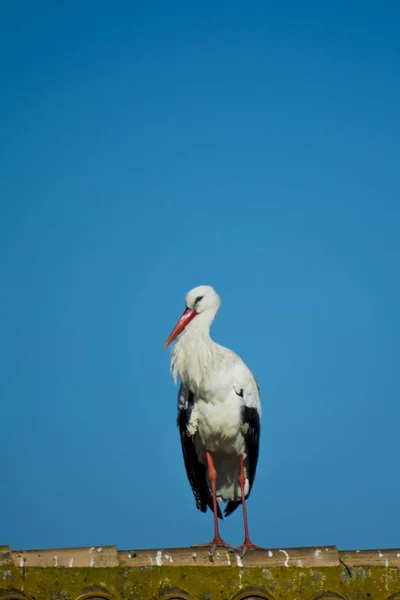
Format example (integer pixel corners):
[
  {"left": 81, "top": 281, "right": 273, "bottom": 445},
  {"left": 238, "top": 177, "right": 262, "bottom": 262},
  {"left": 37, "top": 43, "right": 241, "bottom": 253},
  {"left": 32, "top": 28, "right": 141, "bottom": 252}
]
[{"left": 164, "top": 285, "right": 264, "bottom": 555}]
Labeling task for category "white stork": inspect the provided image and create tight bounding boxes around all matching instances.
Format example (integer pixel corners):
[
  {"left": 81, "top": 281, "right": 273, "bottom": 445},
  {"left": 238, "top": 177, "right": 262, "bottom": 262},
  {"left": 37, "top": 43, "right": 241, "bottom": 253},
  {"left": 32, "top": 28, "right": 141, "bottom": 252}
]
[{"left": 164, "top": 285, "right": 264, "bottom": 555}]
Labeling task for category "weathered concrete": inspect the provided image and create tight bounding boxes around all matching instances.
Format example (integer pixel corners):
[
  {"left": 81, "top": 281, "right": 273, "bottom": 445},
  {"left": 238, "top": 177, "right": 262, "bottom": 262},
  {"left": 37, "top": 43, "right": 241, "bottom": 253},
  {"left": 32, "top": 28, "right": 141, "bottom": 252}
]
[{"left": 0, "top": 544, "right": 399, "bottom": 599}]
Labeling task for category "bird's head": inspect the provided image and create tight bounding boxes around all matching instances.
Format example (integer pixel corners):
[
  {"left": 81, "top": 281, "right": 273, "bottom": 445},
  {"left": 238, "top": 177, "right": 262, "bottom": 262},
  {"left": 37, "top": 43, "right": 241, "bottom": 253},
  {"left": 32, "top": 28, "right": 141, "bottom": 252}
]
[
  {"left": 163, "top": 285, "right": 221, "bottom": 348},
  {"left": 185, "top": 285, "right": 221, "bottom": 313}
]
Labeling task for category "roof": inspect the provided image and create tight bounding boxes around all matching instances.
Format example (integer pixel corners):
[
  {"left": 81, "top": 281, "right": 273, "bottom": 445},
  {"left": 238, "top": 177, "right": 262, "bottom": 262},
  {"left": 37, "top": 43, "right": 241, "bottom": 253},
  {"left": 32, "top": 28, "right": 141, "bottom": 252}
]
[{"left": 0, "top": 544, "right": 399, "bottom": 599}]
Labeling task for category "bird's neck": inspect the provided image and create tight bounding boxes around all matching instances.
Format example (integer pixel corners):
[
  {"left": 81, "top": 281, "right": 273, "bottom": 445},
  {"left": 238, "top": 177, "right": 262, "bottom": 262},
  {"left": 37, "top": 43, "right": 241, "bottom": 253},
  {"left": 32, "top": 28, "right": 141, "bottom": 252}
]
[{"left": 170, "top": 313, "right": 219, "bottom": 394}]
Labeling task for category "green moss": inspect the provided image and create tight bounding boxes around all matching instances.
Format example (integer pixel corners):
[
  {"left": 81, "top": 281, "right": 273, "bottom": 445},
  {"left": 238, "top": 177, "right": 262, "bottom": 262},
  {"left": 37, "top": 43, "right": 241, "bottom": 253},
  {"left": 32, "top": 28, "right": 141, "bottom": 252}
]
[{"left": 0, "top": 565, "right": 399, "bottom": 599}]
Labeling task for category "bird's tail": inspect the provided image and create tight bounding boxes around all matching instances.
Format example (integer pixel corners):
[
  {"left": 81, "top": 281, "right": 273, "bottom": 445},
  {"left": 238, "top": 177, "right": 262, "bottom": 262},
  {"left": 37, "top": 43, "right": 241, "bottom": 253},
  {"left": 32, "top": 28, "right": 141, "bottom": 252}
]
[{"left": 224, "top": 500, "right": 241, "bottom": 517}]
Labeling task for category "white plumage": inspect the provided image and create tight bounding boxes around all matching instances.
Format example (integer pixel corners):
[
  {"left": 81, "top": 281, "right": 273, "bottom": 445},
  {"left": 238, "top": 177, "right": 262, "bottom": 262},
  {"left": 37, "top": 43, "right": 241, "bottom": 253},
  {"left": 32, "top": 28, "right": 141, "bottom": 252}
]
[{"left": 164, "top": 285, "right": 264, "bottom": 553}]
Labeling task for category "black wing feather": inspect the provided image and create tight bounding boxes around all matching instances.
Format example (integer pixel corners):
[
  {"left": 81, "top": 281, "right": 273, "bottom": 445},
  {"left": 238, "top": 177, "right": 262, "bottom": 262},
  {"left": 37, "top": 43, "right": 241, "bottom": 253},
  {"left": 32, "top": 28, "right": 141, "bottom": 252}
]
[
  {"left": 177, "top": 385, "right": 223, "bottom": 519},
  {"left": 224, "top": 405, "right": 260, "bottom": 517}
]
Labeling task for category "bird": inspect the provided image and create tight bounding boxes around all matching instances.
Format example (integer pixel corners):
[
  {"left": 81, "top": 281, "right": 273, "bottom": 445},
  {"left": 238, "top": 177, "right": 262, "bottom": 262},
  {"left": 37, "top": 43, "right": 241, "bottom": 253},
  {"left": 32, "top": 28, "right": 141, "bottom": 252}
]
[{"left": 163, "top": 285, "right": 264, "bottom": 555}]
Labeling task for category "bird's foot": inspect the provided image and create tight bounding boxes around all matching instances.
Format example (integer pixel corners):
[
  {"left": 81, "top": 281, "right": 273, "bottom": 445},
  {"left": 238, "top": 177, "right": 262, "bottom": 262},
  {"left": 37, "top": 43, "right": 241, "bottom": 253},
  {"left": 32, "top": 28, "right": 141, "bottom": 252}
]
[
  {"left": 235, "top": 539, "right": 267, "bottom": 558},
  {"left": 192, "top": 536, "right": 235, "bottom": 555}
]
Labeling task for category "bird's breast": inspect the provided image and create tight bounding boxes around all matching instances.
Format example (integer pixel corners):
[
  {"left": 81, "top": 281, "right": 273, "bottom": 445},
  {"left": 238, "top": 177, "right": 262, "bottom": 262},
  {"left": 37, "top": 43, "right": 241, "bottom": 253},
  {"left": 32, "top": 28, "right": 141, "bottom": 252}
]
[{"left": 195, "top": 394, "right": 244, "bottom": 454}]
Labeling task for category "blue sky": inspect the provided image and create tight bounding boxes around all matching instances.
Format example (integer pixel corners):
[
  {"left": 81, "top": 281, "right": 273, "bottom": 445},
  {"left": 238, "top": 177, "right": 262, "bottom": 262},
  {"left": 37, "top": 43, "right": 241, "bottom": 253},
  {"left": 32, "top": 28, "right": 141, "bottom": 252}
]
[{"left": 1, "top": 0, "right": 399, "bottom": 551}]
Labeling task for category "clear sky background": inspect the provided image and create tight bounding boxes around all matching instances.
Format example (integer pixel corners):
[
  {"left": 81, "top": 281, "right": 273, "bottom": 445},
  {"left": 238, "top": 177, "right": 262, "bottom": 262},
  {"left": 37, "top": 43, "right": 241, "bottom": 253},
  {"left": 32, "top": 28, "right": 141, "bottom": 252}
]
[{"left": 1, "top": 0, "right": 399, "bottom": 552}]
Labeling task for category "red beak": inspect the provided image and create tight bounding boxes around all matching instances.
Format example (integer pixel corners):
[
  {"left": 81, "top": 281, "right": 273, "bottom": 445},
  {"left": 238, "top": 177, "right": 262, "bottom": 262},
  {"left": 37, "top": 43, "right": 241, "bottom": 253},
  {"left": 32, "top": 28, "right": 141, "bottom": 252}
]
[{"left": 163, "top": 307, "right": 197, "bottom": 349}]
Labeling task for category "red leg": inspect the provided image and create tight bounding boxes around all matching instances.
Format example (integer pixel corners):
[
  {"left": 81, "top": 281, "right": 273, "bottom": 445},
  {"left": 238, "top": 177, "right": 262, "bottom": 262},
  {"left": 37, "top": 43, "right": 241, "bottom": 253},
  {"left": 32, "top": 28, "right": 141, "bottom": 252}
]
[
  {"left": 235, "top": 454, "right": 266, "bottom": 557},
  {"left": 192, "top": 452, "right": 234, "bottom": 552}
]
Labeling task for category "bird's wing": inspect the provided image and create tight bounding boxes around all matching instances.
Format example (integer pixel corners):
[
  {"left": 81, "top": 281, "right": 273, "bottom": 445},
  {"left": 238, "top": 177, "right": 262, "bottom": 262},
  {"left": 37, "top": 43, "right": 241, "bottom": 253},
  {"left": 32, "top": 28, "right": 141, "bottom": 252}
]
[
  {"left": 241, "top": 375, "right": 261, "bottom": 492},
  {"left": 177, "top": 382, "right": 223, "bottom": 519},
  {"left": 225, "top": 366, "right": 261, "bottom": 517}
]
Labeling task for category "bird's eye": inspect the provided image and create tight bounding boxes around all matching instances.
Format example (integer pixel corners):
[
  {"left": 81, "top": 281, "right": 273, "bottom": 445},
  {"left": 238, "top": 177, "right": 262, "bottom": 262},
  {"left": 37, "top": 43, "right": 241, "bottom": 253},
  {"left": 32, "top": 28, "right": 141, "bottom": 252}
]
[{"left": 195, "top": 295, "right": 204, "bottom": 304}]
